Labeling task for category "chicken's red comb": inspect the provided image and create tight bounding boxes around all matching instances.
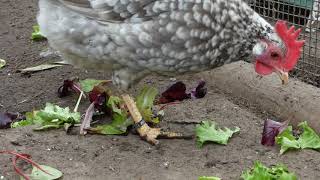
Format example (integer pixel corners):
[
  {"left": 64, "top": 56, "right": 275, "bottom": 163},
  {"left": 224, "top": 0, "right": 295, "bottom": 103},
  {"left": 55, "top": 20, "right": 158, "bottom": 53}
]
[{"left": 275, "top": 20, "right": 305, "bottom": 71}]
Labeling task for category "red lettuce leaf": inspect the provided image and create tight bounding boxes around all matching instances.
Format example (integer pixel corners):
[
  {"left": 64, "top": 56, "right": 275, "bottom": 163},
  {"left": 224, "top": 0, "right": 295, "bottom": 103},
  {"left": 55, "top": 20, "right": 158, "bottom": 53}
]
[
  {"left": 89, "top": 86, "right": 110, "bottom": 113},
  {"left": 158, "top": 81, "right": 190, "bottom": 104},
  {"left": 261, "top": 119, "right": 288, "bottom": 146},
  {"left": 191, "top": 80, "right": 207, "bottom": 99},
  {"left": 57, "top": 79, "right": 81, "bottom": 98},
  {"left": 158, "top": 81, "right": 207, "bottom": 104}
]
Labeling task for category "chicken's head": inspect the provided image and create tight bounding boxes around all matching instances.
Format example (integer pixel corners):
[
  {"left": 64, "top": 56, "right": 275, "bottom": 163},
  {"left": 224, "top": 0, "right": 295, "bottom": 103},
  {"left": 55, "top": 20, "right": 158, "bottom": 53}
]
[{"left": 252, "top": 20, "right": 304, "bottom": 84}]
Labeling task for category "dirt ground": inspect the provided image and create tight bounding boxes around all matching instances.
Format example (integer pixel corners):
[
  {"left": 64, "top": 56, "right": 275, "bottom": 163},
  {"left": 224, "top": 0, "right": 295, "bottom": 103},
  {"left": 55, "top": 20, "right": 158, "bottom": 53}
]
[{"left": 1, "top": 0, "right": 320, "bottom": 179}]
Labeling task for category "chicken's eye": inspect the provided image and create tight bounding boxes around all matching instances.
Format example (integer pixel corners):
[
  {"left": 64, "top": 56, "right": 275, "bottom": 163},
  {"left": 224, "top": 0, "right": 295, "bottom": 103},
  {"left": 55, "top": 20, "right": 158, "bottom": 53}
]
[{"left": 270, "top": 52, "right": 280, "bottom": 59}]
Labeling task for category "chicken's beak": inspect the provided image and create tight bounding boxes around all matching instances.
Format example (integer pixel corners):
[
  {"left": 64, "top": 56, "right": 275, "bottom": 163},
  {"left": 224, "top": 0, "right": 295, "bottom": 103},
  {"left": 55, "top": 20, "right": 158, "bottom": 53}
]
[{"left": 275, "top": 69, "right": 289, "bottom": 85}]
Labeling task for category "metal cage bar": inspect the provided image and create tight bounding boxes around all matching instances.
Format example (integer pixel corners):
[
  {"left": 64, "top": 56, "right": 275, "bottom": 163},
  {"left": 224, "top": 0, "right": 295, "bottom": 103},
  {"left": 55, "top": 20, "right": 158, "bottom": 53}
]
[{"left": 248, "top": 0, "right": 320, "bottom": 86}]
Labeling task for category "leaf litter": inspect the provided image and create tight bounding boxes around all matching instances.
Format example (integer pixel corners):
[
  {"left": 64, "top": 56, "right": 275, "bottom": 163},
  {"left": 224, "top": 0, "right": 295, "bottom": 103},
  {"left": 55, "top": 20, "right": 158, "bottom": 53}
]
[{"left": 18, "top": 63, "right": 64, "bottom": 73}]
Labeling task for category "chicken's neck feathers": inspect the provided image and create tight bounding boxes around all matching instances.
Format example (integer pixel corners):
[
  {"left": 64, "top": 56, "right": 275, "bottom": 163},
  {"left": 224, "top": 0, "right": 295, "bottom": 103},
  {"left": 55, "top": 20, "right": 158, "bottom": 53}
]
[{"left": 250, "top": 11, "right": 282, "bottom": 45}]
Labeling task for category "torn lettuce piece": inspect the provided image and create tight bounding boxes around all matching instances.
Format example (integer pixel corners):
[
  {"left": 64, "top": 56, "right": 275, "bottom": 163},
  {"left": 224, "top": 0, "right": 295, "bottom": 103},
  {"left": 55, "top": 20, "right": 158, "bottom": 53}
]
[
  {"left": 88, "top": 114, "right": 133, "bottom": 135},
  {"left": 136, "top": 86, "right": 159, "bottom": 123},
  {"left": 107, "top": 96, "right": 123, "bottom": 115},
  {"left": 297, "top": 121, "right": 320, "bottom": 149},
  {"left": 196, "top": 120, "right": 240, "bottom": 147},
  {"left": 28, "top": 165, "right": 63, "bottom": 180},
  {"left": 11, "top": 118, "right": 33, "bottom": 128},
  {"left": 159, "top": 81, "right": 207, "bottom": 104},
  {"left": 88, "top": 95, "right": 133, "bottom": 135},
  {"left": 275, "top": 126, "right": 300, "bottom": 154},
  {"left": 241, "top": 161, "right": 297, "bottom": 180},
  {"left": 276, "top": 121, "right": 320, "bottom": 154},
  {"left": 79, "top": 79, "right": 107, "bottom": 93},
  {"left": 12, "top": 103, "right": 80, "bottom": 130}
]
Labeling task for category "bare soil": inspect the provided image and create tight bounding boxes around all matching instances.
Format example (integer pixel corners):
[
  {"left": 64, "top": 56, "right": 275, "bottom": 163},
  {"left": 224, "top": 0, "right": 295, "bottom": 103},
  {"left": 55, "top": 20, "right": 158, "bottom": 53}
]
[{"left": 1, "top": 0, "right": 320, "bottom": 179}]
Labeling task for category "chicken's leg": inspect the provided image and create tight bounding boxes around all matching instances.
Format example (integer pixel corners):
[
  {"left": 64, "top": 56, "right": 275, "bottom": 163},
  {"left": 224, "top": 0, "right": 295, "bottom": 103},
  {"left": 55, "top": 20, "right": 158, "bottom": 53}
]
[{"left": 112, "top": 68, "right": 150, "bottom": 90}]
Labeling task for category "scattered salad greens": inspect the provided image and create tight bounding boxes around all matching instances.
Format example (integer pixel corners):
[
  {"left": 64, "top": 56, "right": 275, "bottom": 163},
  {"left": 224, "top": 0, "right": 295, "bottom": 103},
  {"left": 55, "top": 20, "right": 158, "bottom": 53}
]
[
  {"left": 88, "top": 96, "right": 133, "bottom": 135},
  {"left": 195, "top": 120, "right": 240, "bottom": 147},
  {"left": 241, "top": 161, "right": 297, "bottom": 180},
  {"left": 11, "top": 103, "right": 80, "bottom": 130},
  {"left": 276, "top": 121, "right": 320, "bottom": 154}
]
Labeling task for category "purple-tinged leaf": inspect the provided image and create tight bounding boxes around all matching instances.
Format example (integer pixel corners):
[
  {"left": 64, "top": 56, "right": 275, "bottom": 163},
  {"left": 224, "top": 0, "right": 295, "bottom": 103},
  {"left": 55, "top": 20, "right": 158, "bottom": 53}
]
[
  {"left": 158, "top": 81, "right": 207, "bottom": 104},
  {"left": 261, "top": 119, "right": 288, "bottom": 146},
  {"left": 0, "top": 112, "right": 24, "bottom": 129},
  {"left": 158, "top": 82, "right": 190, "bottom": 104},
  {"left": 58, "top": 79, "right": 81, "bottom": 98},
  {"left": 89, "top": 86, "right": 110, "bottom": 113},
  {"left": 80, "top": 102, "right": 95, "bottom": 135},
  {"left": 0, "top": 113, "right": 13, "bottom": 129},
  {"left": 190, "top": 80, "right": 207, "bottom": 99}
]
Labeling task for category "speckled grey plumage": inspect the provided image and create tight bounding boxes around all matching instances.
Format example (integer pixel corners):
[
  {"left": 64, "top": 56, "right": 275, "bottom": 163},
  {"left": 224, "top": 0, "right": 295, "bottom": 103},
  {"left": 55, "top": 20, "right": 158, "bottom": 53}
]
[{"left": 37, "top": 0, "right": 282, "bottom": 89}]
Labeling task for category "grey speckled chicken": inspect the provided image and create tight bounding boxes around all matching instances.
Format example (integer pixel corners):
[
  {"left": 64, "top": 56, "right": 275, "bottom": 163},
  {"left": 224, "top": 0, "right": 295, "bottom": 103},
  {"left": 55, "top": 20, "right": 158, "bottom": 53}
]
[{"left": 37, "top": 0, "right": 304, "bottom": 89}]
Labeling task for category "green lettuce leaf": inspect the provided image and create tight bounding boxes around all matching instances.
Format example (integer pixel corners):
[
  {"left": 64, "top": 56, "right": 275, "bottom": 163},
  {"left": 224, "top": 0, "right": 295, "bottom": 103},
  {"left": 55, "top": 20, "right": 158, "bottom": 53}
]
[
  {"left": 11, "top": 118, "right": 33, "bottom": 128},
  {"left": 12, "top": 103, "right": 80, "bottom": 130},
  {"left": 89, "top": 114, "right": 133, "bottom": 135},
  {"left": 298, "top": 121, "right": 320, "bottom": 149},
  {"left": 79, "top": 79, "right": 106, "bottom": 92},
  {"left": 89, "top": 95, "right": 133, "bottom": 135},
  {"left": 276, "top": 121, "right": 320, "bottom": 154},
  {"left": 107, "top": 96, "right": 123, "bottom": 115},
  {"left": 136, "top": 86, "right": 159, "bottom": 123},
  {"left": 195, "top": 121, "right": 240, "bottom": 147},
  {"left": 28, "top": 165, "right": 63, "bottom": 180},
  {"left": 241, "top": 161, "right": 297, "bottom": 180},
  {"left": 275, "top": 126, "right": 300, "bottom": 154}
]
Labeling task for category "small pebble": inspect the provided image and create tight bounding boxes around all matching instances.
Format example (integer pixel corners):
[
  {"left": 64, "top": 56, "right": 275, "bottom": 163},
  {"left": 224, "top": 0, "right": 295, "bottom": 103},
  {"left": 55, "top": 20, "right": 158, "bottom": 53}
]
[
  {"left": 163, "top": 161, "right": 170, "bottom": 168},
  {"left": 109, "top": 166, "right": 115, "bottom": 172},
  {"left": 170, "top": 78, "right": 176, "bottom": 81}
]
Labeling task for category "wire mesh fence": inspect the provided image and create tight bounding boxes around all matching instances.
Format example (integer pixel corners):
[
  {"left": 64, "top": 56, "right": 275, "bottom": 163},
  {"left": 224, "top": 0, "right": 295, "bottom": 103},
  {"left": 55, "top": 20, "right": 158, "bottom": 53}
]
[{"left": 248, "top": 0, "right": 320, "bottom": 86}]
